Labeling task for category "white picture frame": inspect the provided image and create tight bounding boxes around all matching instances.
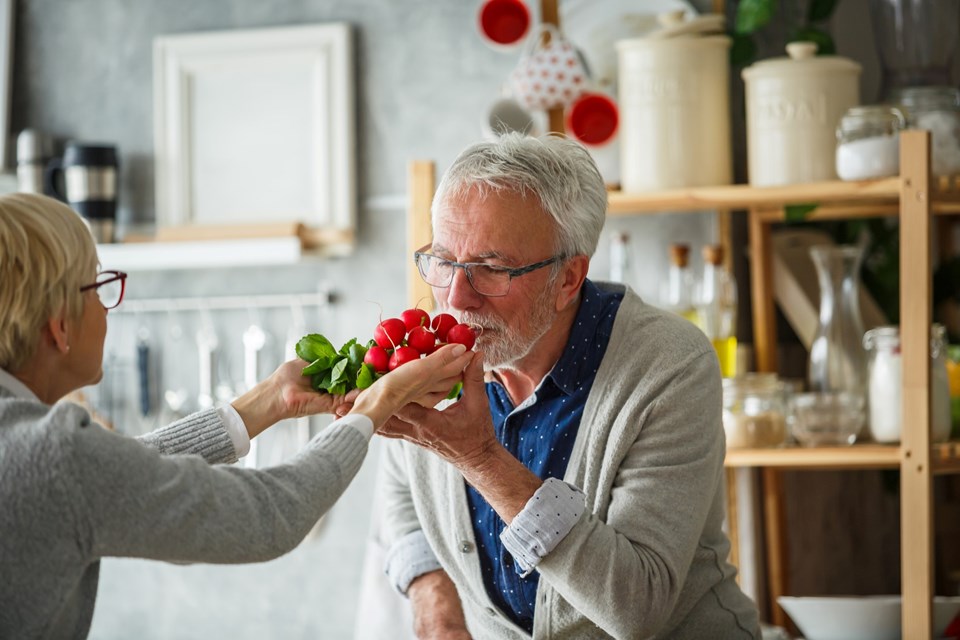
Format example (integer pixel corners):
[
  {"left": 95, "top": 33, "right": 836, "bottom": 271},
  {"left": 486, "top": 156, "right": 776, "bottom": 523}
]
[
  {"left": 0, "top": 0, "right": 15, "bottom": 172},
  {"left": 153, "top": 23, "right": 355, "bottom": 242}
]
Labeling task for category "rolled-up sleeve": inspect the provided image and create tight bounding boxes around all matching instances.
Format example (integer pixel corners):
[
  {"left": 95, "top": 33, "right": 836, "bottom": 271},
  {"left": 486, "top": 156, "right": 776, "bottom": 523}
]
[
  {"left": 384, "top": 529, "right": 443, "bottom": 595},
  {"left": 499, "top": 477, "right": 586, "bottom": 577}
]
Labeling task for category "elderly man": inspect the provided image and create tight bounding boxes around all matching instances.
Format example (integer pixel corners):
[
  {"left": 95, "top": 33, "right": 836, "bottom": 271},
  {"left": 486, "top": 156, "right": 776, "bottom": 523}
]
[{"left": 376, "top": 134, "right": 759, "bottom": 639}]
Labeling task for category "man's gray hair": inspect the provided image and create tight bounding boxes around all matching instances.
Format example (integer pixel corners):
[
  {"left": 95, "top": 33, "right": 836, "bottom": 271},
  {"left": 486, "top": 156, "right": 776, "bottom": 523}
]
[{"left": 432, "top": 133, "right": 607, "bottom": 258}]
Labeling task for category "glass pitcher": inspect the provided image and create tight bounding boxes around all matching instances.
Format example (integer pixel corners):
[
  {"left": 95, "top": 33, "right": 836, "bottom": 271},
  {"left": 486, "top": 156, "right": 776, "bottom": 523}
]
[{"left": 808, "top": 245, "right": 867, "bottom": 433}]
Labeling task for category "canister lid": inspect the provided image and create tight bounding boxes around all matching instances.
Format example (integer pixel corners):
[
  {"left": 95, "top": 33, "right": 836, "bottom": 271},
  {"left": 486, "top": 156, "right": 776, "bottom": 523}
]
[
  {"left": 616, "top": 11, "right": 728, "bottom": 50},
  {"left": 742, "top": 41, "right": 862, "bottom": 80}
]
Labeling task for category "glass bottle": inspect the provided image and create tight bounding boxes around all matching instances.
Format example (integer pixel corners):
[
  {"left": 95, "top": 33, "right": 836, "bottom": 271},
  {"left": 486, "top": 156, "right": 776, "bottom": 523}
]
[
  {"left": 661, "top": 243, "right": 698, "bottom": 323},
  {"left": 722, "top": 373, "right": 788, "bottom": 449},
  {"left": 609, "top": 231, "right": 631, "bottom": 285},
  {"left": 835, "top": 105, "right": 906, "bottom": 181},
  {"left": 891, "top": 86, "right": 960, "bottom": 176},
  {"left": 808, "top": 245, "right": 867, "bottom": 433},
  {"left": 696, "top": 244, "right": 738, "bottom": 377},
  {"left": 869, "top": 0, "right": 959, "bottom": 100}
]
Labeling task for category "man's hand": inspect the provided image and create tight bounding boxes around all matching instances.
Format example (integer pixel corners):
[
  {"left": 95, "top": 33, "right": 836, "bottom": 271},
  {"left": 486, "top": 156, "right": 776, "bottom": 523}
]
[
  {"left": 378, "top": 352, "right": 542, "bottom": 523},
  {"left": 409, "top": 570, "right": 472, "bottom": 639}
]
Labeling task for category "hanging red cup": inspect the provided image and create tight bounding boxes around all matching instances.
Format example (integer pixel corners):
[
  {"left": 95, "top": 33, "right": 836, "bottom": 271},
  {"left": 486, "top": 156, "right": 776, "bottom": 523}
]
[
  {"left": 477, "top": 0, "right": 531, "bottom": 48},
  {"left": 566, "top": 92, "right": 619, "bottom": 146}
]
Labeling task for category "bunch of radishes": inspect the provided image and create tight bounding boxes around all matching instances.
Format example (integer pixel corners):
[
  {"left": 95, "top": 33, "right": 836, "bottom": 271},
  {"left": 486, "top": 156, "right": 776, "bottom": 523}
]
[
  {"left": 297, "top": 308, "right": 476, "bottom": 396},
  {"left": 364, "top": 309, "right": 477, "bottom": 373}
]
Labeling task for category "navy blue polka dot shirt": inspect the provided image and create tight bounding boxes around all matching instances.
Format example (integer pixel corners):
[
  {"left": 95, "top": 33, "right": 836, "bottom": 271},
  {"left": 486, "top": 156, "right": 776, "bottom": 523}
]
[{"left": 466, "top": 279, "right": 623, "bottom": 632}]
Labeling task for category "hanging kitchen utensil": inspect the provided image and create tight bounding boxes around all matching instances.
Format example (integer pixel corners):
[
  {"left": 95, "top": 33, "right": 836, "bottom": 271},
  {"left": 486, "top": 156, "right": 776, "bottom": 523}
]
[
  {"left": 161, "top": 310, "right": 189, "bottom": 422},
  {"left": 286, "top": 301, "right": 312, "bottom": 450},
  {"left": 135, "top": 317, "right": 152, "bottom": 419},
  {"left": 242, "top": 316, "right": 267, "bottom": 468},
  {"left": 196, "top": 308, "right": 218, "bottom": 412}
]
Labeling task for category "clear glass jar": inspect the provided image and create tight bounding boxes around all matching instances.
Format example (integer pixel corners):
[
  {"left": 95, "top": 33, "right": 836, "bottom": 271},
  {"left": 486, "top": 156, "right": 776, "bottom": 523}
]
[
  {"left": 722, "top": 373, "right": 788, "bottom": 449},
  {"left": 892, "top": 86, "right": 960, "bottom": 176},
  {"left": 862, "top": 324, "right": 952, "bottom": 443},
  {"left": 835, "top": 106, "right": 905, "bottom": 181}
]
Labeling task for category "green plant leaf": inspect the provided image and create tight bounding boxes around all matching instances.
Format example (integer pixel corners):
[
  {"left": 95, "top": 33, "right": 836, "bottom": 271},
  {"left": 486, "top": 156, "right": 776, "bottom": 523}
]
[
  {"left": 790, "top": 26, "right": 835, "bottom": 55},
  {"left": 338, "top": 338, "right": 358, "bottom": 357},
  {"left": 346, "top": 342, "right": 368, "bottom": 369},
  {"left": 807, "top": 0, "right": 839, "bottom": 23},
  {"left": 301, "top": 356, "right": 334, "bottom": 376},
  {"left": 329, "top": 358, "right": 349, "bottom": 386},
  {"left": 356, "top": 363, "right": 375, "bottom": 389},
  {"left": 445, "top": 381, "right": 464, "bottom": 400},
  {"left": 784, "top": 203, "right": 819, "bottom": 222},
  {"left": 735, "top": 0, "right": 776, "bottom": 34},
  {"left": 329, "top": 382, "right": 347, "bottom": 396},
  {"left": 729, "top": 32, "right": 758, "bottom": 66},
  {"left": 296, "top": 334, "right": 337, "bottom": 362}
]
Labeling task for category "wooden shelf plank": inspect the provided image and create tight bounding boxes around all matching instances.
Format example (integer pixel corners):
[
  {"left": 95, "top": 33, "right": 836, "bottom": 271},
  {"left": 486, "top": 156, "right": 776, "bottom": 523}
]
[
  {"left": 606, "top": 177, "right": 960, "bottom": 215},
  {"left": 724, "top": 441, "right": 960, "bottom": 472},
  {"left": 724, "top": 444, "right": 900, "bottom": 469}
]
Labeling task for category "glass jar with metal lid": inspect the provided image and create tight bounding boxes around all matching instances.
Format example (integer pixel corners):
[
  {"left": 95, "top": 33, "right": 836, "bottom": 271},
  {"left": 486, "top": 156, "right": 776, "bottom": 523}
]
[
  {"left": 835, "top": 105, "right": 906, "bottom": 181},
  {"left": 722, "top": 373, "right": 789, "bottom": 449},
  {"left": 891, "top": 85, "right": 960, "bottom": 176}
]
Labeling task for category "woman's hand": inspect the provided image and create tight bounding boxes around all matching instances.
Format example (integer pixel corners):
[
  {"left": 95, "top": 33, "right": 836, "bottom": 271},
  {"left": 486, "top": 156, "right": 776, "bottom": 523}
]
[
  {"left": 348, "top": 343, "right": 472, "bottom": 429},
  {"left": 231, "top": 359, "right": 358, "bottom": 439}
]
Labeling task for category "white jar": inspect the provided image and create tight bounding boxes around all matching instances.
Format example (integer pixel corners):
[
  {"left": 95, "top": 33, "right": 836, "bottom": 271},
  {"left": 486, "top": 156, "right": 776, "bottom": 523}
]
[
  {"left": 862, "top": 325, "right": 952, "bottom": 443},
  {"left": 616, "top": 12, "right": 731, "bottom": 192},
  {"left": 835, "top": 106, "right": 906, "bottom": 181},
  {"left": 743, "top": 42, "right": 862, "bottom": 186}
]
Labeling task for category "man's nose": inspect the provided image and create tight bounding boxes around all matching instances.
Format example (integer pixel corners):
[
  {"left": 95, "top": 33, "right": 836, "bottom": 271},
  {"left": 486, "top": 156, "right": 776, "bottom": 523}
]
[{"left": 445, "top": 266, "right": 483, "bottom": 311}]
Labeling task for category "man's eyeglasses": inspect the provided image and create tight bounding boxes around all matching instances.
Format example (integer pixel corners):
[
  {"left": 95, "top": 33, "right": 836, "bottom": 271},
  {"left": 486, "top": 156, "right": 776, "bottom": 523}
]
[
  {"left": 413, "top": 244, "right": 564, "bottom": 297},
  {"left": 79, "top": 270, "right": 127, "bottom": 309}
]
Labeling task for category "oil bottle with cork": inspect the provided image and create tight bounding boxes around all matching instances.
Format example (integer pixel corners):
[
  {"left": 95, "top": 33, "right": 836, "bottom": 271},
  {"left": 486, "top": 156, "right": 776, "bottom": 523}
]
[
  {"left": 697, "top": 244, "right": 738, "bottom": 378},
  {"left": 661, "top": 243, "right": 698, "bottom": 324}
]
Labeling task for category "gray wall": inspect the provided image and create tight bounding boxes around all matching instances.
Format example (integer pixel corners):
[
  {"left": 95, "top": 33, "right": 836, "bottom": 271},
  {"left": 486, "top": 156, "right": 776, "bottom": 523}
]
[{"left": 9, "top": 1, "right": 716, "bottom": 638}]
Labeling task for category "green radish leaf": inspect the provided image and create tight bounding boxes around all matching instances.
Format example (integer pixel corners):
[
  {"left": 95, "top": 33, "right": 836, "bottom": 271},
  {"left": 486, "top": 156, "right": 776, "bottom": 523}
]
[
  {"left": 445, "top": 382, "right": 464, "bottom": 400},
  {"left": 314, "top": 370, "right": 333, "bottom": 392},
  {"left": 735, "top": 0, "right": 776, "bottom": 34},
  {"left": 346, "top": 342, "right": 367, "bottom": 369},
  {"left": 366, "top": 339, "right": 377, "bottom": 349},
  {"left": 296, "top": 334, "right": 337, "bottom": 362},
  {"left": 356, "top": 363, "right": 375, "bottom": 389},
  {"left": 785, "top": 203, "right": 819, "bottom": 222},
  {"left": 807, "top": 0, "right": 839, "bottom": 23},
  {"left": 329, "top": 382, "right": 347, "bottom": 396},
  {"left": 338, "top": 338, "right": 358, "bottom": 357},
  {"left": 301, "top": 357, "right": 333, "bottom": 376},
  {"left": 329, "top": 358, "right": 349, "bottom": 385}
]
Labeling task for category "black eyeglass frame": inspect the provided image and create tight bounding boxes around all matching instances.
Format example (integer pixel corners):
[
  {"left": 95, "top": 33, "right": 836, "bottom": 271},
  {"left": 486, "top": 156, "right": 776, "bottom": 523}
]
[
  {"left": 413, "top": 243, "right": 565, "bottom": 297},
  {"left": 79, "top": 270, "right": 128, "bottom": 309}
]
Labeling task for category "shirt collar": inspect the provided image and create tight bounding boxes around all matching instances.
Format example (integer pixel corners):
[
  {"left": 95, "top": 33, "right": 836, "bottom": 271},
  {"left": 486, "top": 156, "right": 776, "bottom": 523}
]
[
  {"left": 0, "top": 368, "right": 41, "bottom": 402},
  {"left": 547, "top": 279, "right": 615, "bottom": 396}
]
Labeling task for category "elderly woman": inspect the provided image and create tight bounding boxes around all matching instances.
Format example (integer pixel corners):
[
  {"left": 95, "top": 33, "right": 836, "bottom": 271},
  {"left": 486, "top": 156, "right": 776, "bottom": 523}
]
[{"left": 0, "top": 193, "right": 474, "bottom": 639}]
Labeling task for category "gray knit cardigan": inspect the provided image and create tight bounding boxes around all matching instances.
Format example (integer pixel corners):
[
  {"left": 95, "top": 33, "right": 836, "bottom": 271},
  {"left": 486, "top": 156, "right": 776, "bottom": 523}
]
[{"left": 0, "top": 388, "right": 367, "bottom": 639}]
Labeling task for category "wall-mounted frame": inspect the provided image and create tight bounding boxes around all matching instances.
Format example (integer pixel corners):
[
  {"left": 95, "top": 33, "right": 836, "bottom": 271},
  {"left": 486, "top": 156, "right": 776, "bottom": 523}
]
[
  {"left": 154, "top": 23, "right": 355, "bottom": 249},
  {"left": 0, "top": 0, "right": 15, "bottom": 172}
]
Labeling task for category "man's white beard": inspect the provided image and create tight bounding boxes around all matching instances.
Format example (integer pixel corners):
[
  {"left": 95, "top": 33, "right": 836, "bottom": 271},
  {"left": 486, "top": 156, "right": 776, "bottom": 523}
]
[{"left": 447, "top": 285, "right": 557, "bottom": 371}]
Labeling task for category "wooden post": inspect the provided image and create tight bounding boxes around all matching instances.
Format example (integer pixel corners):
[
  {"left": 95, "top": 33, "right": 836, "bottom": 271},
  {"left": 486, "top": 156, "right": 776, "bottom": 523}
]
[
  {"left": 408, "top": 161, "right": 436, "bottom": 311},
  {"left": 539, "top": 0, "right": 565, "bottom": 135},
  {"left": 748, "top": 208, "right": 778, "bottom": 372},
  {"left": 762, "top": 468, "right": 789, "bottom": 627},
  {"left": 899, "top": 129, "right": 934, "bottom": 639}
]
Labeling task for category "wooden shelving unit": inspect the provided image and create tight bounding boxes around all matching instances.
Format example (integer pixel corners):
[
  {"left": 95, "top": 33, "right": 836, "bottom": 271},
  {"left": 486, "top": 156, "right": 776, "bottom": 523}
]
[{"left": 406, "top": 131, "right": 958, "bottom": 638}]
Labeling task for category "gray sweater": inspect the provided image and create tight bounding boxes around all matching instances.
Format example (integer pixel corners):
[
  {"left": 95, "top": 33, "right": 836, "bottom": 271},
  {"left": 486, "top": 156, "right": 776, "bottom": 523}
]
[
  {"left": 0, "top": 387, "right": 367, "bottom": 639},
  {"left": 380, "top": 284, "right": 760, "bottom": 639}
]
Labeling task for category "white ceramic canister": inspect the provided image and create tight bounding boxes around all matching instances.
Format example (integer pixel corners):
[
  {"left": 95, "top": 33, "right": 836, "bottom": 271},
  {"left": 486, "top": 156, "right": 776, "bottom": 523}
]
[
  {"left": 616, "top": 12, "right": 731, "bottom": 192},
  {"left": 743, "top": 42, "right": 862, "bottom": 186}
]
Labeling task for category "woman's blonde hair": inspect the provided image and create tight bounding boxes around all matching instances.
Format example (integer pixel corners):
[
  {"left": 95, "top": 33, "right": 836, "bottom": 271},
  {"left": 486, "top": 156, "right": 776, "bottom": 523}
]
[{"left": 0, "top": 193, "right": 98, "bottom": 372}]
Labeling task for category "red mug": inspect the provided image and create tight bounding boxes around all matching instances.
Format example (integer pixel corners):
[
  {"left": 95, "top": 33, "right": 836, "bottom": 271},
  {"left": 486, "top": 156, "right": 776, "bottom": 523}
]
[
  {"left": 566, "top": 93, "right": 619, "bottom": 146},
  {"left": 477, "top": 0, "right": 531, "bottom": 48}
]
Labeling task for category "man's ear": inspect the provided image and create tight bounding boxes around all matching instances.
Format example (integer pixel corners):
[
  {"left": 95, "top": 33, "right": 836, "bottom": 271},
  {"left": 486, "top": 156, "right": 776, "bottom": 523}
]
[
  {"left": 45, "top": 310, "right": 71, "bottom": 355},
  {"left": 555, "top": 255, "right": 590, "bottom": 311}
]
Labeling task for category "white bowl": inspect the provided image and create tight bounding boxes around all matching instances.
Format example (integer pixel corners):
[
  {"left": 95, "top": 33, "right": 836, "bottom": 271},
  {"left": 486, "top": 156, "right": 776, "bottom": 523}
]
[{"left": 777, "top": 595, "right": 960, "bottom": 640}]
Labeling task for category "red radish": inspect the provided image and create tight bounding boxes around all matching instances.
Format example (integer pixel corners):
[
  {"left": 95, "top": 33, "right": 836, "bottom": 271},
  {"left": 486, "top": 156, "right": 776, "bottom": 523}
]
[
  {"left": 406, "top": 326, "right": 437, "bottom": 354},
  {"left": 430, "top": 313, "right": 458, "bottom": 341},
  {"left": 373, "top": 318, "right": 406, "bottom": 349},
  {"left": 363, "top": 345, "right": 390, "bottom": 372},
  {"left": 400, "top": 308, "right": 430, "bottom": 332},
  {"left": 388, "top": 346, "right": 421, "bottom": 370},
  {"left": 446, "top": 323, "right": 477, "bottom": 350}
]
